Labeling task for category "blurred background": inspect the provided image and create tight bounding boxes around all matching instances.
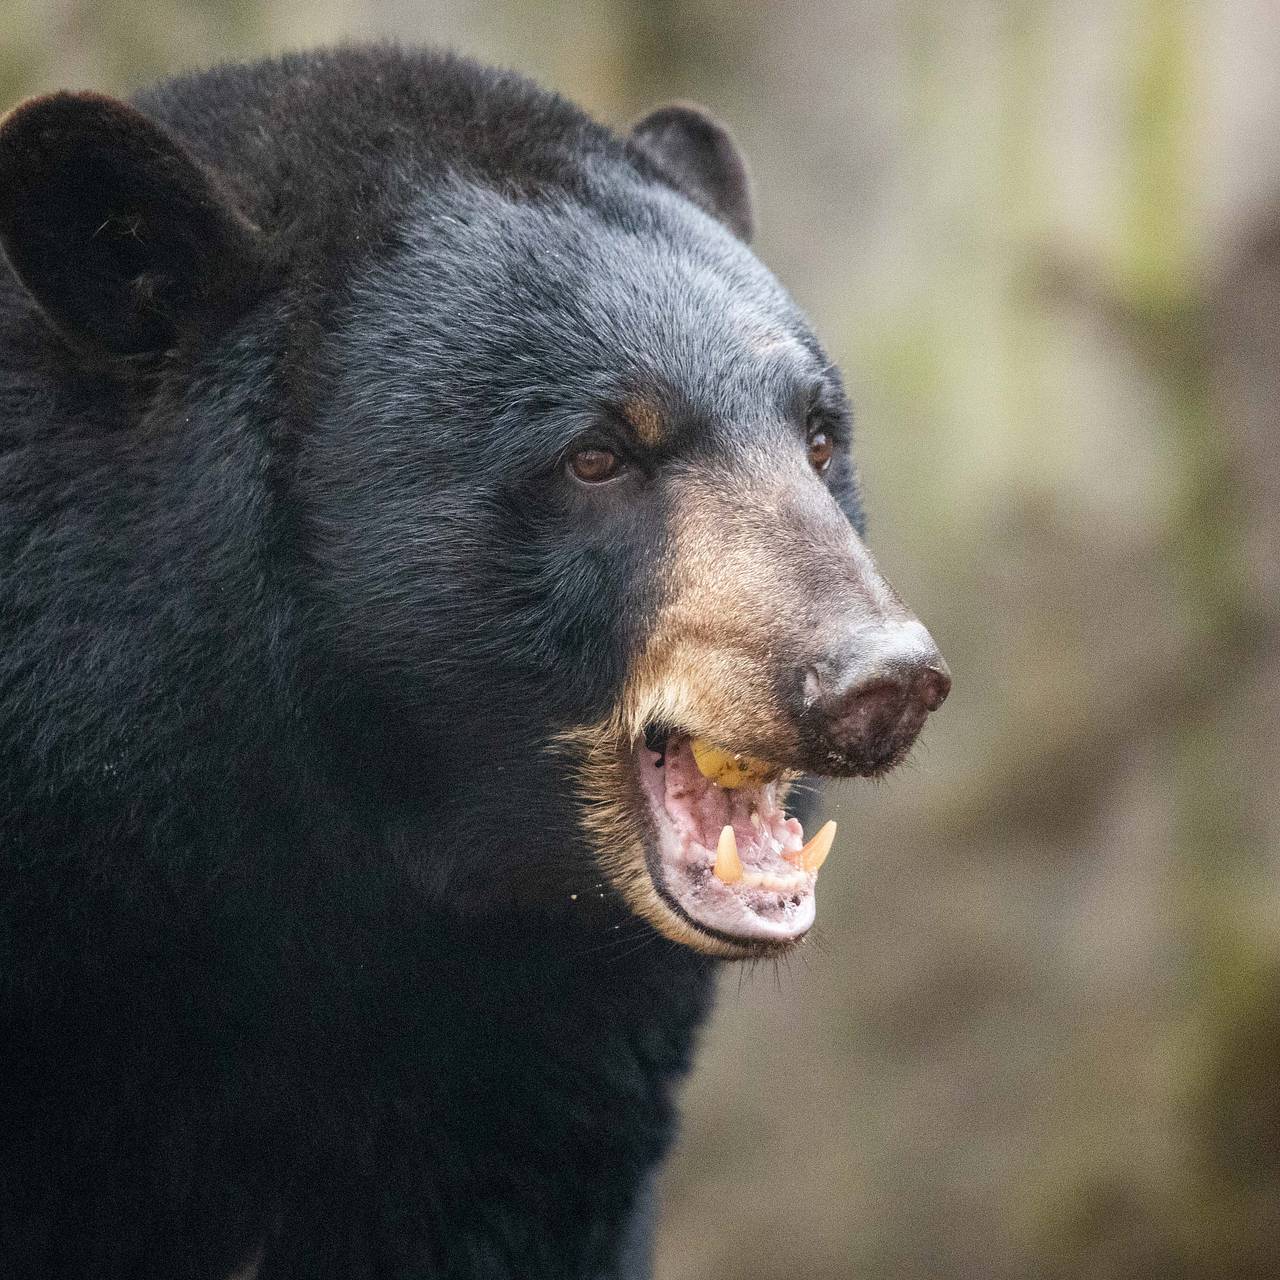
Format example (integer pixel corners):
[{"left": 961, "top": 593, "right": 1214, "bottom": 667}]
[{"left": 5, "top": 1, "right": 1279, "bottom": 1276}]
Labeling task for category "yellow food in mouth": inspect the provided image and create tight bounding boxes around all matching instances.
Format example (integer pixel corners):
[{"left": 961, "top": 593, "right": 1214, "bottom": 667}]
[{"left": 688, "top": 738, "right": 781, "bottom": 789}]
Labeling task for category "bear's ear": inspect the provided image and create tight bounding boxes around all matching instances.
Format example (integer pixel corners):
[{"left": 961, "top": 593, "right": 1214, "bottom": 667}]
[
  {"left": 630, "top": 103, "right": 754, "bottom": 242},
  {"left": 0, "top": 91, "right": 265, "bottom": 358}
]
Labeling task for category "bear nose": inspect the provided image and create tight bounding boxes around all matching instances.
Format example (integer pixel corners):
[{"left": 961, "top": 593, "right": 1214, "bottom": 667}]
[{"left": 804, "top": 622, "right": 951, "bottom": 774}]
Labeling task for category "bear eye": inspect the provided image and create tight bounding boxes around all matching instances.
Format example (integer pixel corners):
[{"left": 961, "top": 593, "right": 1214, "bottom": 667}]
[
  {"left": 566, "top": 448, "right": 623, "bottom": 485},
  {"left": 807, "top": 428, "right": 834, "bottom": 475}
]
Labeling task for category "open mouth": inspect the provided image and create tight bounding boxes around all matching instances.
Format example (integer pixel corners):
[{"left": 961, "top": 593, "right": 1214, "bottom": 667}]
[{"left": 635, "top": 729, "right": 836, "bottom": 951}]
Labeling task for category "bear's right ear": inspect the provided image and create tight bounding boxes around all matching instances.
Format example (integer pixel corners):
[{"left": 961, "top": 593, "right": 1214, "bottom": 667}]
[
  {"left": 0, "top": 91, "right": 265, "bottom": 358},
  {"left": 630, "top": 103, "right": 754, "bottom": 242}
]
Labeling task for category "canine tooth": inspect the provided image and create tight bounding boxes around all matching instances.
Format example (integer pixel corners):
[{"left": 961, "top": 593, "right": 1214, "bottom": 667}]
[
  {"left": 800, "top": 820, "right": 837, "bottom": 873},
  {"left": 713, "top": 825, "right": 743, "bottom": 884},
  {"left": 690, "top": 739, "right": 779, "bottom": 789}
]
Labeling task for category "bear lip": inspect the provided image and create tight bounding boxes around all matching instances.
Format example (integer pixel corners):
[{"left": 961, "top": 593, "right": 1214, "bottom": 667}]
[{"left": 635, "top": 734, "right": 818, "bottom": 947}]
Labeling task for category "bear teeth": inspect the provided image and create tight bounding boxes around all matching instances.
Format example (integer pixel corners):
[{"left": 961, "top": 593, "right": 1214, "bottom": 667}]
[
  {"left": 712, "top": 825, "right": 743, "bottom": 884},
  {"left": 790, "top": 820, "right": 836, "bottom": 873},
  {"left": 712, "top": 822, "right": 836, "bottom": 889}
]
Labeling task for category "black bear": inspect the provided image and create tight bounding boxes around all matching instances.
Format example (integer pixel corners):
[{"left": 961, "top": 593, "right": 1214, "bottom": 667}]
[{"left": 0, "top": 45, "right": 949, "bottom": 1280}]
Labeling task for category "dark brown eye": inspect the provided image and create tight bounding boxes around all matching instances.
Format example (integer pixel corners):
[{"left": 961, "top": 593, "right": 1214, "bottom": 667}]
[
  {"left": 567, "top": 448, "right": 622, "bottom": 484},
  {"left": 807, "top": 429, "right": 834, "bottom": 475}
]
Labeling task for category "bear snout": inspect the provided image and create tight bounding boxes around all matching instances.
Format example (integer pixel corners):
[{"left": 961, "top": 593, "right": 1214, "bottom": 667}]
[{"left": 799, "top": 621, "right": 951, "bottom": 775}]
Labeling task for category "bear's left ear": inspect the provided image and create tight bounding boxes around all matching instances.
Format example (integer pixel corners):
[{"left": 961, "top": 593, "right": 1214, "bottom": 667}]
[
  {"left": 630, "top": 103, "right": 754, "bottom": 242},
  {"left": 0, "top": 91, "right": 266, "bottom": 358}
]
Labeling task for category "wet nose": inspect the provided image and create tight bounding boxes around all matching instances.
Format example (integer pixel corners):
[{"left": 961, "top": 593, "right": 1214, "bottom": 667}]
[{"left": 805, "top": 622, "right": 951, "bottom": 774}]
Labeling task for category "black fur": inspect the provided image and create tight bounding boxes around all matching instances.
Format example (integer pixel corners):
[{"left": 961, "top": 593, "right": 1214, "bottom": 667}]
[{"left": 0, "top": 45, "right": 860, "bottom": 1278}]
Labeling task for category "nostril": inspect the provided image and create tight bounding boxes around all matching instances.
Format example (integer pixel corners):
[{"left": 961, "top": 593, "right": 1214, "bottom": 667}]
[{"left": 919, "top": 665, "right": 952, "bottom": 712}]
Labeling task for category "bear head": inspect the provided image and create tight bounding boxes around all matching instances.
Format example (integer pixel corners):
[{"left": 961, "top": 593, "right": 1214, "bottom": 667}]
[{"left": 0, "top": 77, "right": 949, "bottom": 958}]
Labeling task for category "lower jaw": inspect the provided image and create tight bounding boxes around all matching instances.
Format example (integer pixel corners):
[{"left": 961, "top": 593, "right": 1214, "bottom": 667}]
[{"left": 649, "top": 870, "right": 818, "bottom": 954}]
